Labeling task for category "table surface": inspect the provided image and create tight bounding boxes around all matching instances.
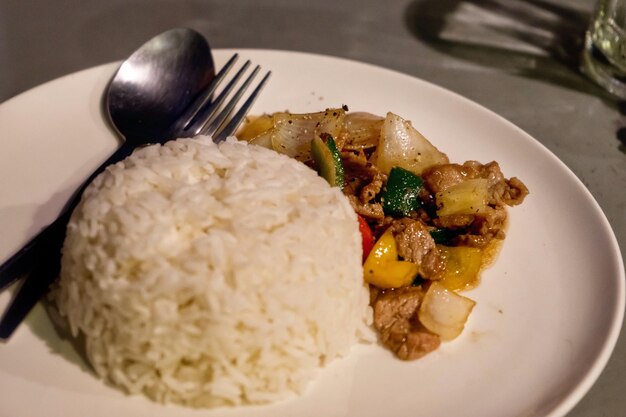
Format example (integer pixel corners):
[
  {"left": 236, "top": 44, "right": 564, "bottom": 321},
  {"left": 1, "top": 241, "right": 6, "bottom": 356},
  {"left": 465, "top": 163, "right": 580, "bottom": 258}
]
[{"left": 1, "top": 0, "right": 624, "bottom": 416}]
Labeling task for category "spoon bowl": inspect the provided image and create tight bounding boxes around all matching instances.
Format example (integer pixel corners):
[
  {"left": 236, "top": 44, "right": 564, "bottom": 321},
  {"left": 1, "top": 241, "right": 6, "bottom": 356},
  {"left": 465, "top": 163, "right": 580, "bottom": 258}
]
[{"left": 107, "top": 28, "right": 215, "bottom": 143}]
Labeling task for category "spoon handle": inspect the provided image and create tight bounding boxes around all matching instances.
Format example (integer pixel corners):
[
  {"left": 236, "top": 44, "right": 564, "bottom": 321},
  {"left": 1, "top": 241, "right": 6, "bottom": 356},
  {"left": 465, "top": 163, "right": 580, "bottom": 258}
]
[{"left": 0, "top": 141, "right": 136, "bottom": 338}]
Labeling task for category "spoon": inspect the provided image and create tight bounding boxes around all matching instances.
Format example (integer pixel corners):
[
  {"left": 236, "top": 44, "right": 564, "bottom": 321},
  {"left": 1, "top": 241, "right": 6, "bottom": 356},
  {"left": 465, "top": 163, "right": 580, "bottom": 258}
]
[
  {"left": 106, "top": 28, "right": 215, "bottom": 144},
  {"left": 0, "top": 28, "right": 216, "bottom": 337}
]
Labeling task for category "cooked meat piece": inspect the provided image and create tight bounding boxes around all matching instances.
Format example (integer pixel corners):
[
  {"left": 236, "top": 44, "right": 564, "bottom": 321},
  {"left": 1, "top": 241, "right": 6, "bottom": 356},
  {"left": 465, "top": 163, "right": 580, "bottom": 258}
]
[
  {"left": 472, "top": 207, "right": 507, "bottom": 236},
  {"left": 373, "top": 287, "right": 422, "bottom": 328},
  {"left": 453, "top": 233, "right": 489, "bottom": 247},
  {"left": 341, "top": 150, "right": 387, "bottom": 201},
  {"left": 369, "top": 215, "right": 396, "bottom": 239},
  {"left": 398, "top": 326, "right": 441, "bottom": 360},
  {"left": 491, "top": 177, "right": 529, "bottom": 206},
  {"left": 341, "top": 148, "right": 368, "bottom": 164},
  {"left": 360, "top": 173, "right": 384, "bottom": 203},
  {"left": 342, "top": 150, "right": 387, "bottom": 221},
  {"left": 421, "top": 163, "right": 467, "bottom": 194},
  {"left": 422, "top": 161, "right": 528, "bottom": 208},
  {"left": 388, "top": 218, "right": 445, "bottom": 280},
  {"left": 347, "top": 195, "right": 385, "bottom": 220},
  {"left": 462, "top": 160, "right": 504, "bottom": 188},
  {"left": 432, "top": 214, "right": 475, "bottom": 229},
  {"left": 452, "top": 207, "right": 507, "bottom": 247},
  {"left": 370, "top": 285, "right": 382, "bottom": 304},
  {"left": 373, "top": 287, "right": 441, "bottom": 360}
]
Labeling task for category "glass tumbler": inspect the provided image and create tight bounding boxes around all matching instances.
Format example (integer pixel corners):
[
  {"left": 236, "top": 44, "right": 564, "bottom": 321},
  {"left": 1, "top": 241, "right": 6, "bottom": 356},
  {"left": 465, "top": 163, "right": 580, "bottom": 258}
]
[{"left": 582, "top": 0, "right": 626, "bottom": 98}]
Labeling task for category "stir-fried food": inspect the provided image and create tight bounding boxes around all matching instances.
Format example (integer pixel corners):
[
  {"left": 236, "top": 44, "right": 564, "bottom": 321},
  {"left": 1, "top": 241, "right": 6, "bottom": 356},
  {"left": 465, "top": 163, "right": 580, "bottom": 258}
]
[{"left": 239, "top": 107, "right": 529, "bottom": 360}]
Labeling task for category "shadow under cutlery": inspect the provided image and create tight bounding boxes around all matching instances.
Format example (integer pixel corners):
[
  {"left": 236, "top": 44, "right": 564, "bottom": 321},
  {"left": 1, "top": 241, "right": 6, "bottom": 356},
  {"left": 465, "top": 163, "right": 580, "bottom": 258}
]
[{"left": 403, "top": 0, "right": 617, "bottom": 103}]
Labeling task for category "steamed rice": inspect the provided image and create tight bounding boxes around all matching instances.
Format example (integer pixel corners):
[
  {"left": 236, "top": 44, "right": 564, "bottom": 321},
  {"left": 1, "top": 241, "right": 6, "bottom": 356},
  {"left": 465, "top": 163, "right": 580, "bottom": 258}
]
[{"left": 53, "top": 136, "right": 373, "bottom": 407}]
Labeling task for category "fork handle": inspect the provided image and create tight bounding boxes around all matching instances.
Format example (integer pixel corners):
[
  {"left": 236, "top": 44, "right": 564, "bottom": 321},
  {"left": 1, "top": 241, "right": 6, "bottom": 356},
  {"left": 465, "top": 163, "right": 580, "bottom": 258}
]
[
  {"left": 0, "top": 232, "right": 43, "bottom": 291},
  {"left": 0, "top": 141, "right": 136, "bottom": 339},
  {"left": 0, "top": 211, "right": 68, "bottom": 338},
  {"left": 0, "top": 141, "right": 135, "bottom": 288}
]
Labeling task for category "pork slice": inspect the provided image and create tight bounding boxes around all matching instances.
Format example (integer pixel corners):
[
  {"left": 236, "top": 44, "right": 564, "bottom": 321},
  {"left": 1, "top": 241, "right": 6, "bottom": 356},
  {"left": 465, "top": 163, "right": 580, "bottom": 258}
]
[
  {"left": 360, "top": 171, "right": 385, "bottom": 203},
  {"left": 341, "top": 150, "right": 387, "bottom": 202},
  {"left": 421, "top": 163, "right": 466, "bottom": 194},
  {"left": 432, "top": 214, "right": 475, "bottom": 229},
  {"left": 465, "top": 161, "right": 529, "bottom": 206},
  {"left": 342, "top": 150, "right": 387, "bottom": 221},
  {"left": 373, "top": 287, "right": 441, "bottom": 360},
  {"left": 463, "top": 161, "right": 504, "bottom": 188},
  {"left": 422, "top": 160, "right": 528, "bottom": 208},
  {"left": 453, "top": 207, "right": 507, "bottom": 247},
  {"left": 389, "top": 218, "right": 445, "bottom": 280},
  {"left": 347, "top": 195, "right": 385, "bottom": 220},
  {"left": 491, "top": 177, "right": 529, "bottom": 206}
]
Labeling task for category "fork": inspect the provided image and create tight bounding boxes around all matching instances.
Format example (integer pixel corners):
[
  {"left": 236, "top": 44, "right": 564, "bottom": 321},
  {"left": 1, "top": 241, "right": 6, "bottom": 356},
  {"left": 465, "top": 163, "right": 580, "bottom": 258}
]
[
  {"left": 178, "top": 53, "right": 271, "bottom": 140},
  {"left": 0, "top": 54, "right": 270, "bottom": 339}
]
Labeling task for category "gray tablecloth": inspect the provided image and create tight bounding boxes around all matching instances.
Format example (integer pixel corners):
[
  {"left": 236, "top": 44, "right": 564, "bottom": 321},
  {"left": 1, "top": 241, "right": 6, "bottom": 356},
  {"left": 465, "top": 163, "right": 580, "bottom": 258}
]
[{"left": 1, "top": 0, "right": 624, "bottom": 416}]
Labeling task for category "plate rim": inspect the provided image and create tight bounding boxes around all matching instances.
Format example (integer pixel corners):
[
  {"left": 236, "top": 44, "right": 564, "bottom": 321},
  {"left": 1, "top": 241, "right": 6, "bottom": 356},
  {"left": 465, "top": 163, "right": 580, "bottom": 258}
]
[{"left": 0, "top": 47, "right": 624, "bottom": 417}]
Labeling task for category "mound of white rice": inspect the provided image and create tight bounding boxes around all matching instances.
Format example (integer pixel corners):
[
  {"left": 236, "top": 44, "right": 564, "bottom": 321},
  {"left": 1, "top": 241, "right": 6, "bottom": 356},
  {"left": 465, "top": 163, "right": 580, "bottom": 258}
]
[{"left": 53, "top": 136, "right": 372, "bottom": 407}]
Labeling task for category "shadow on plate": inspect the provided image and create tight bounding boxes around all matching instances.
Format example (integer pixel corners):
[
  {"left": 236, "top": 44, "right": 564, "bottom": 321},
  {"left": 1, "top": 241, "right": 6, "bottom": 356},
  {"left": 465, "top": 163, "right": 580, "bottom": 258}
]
[
  {"left": 1, "top": 189, "right": 97, "bottom": 374},
  {"left": 403, "top": 0, "right": 615, "bottom": 100},
  {"left": 404, "top": 0, "right": 626, "bottom": 153},
  {"left": 26, "top": 298, "right": 93, "bottom": 374},
  {"left": 28, "top": 300, "right": 141, "bottom": 397}
]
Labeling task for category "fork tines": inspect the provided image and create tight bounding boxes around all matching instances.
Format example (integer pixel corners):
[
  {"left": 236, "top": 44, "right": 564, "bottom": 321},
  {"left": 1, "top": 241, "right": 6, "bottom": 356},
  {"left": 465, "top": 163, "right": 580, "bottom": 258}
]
[{"left": 181, "top": 54, "right": 271, "bottom": 142}]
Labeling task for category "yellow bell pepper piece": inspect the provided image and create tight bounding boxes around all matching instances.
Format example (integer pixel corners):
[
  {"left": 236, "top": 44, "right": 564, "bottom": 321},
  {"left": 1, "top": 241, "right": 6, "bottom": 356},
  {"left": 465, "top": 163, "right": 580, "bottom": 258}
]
[
  {"left": 437, "top": 245, "right": 483, "bottom": 291},
  {"left": 237, "top": 115, "right": 274, "bottom": 141},
  {"left": 363, "top": 229, "right": 419, "bottom": 289}
]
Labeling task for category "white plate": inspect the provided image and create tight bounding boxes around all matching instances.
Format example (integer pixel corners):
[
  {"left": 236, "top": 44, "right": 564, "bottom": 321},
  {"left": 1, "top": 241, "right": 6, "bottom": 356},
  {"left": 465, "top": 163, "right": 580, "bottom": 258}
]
[{"left": 0, "top": 49, "right": 623, "bottom": 417}]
